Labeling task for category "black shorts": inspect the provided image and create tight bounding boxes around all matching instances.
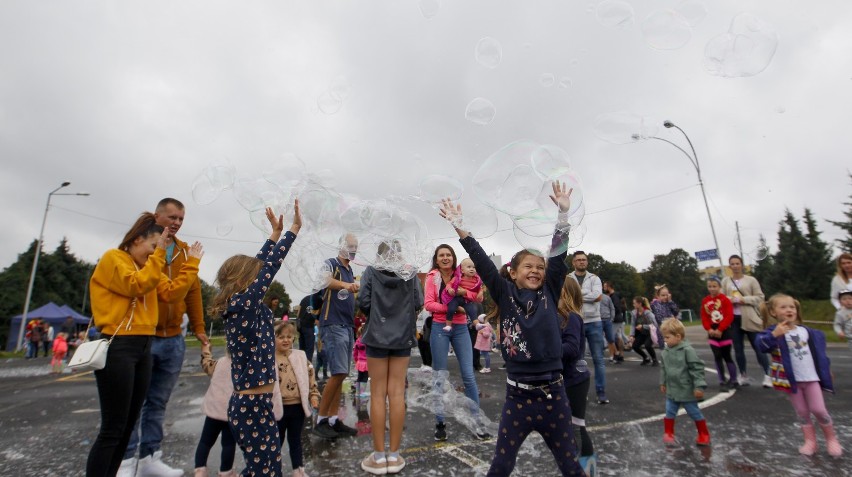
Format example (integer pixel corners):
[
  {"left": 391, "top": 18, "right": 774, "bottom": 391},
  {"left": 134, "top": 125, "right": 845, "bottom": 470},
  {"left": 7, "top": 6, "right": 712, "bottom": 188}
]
[{"left": 365, "top": 345, "right": 412, "bottom": 359}]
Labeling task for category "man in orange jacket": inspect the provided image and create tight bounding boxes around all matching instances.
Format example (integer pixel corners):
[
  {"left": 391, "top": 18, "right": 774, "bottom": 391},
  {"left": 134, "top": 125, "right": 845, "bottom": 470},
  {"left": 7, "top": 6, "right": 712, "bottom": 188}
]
[{"left": 119, "top": 198, "right": 209, "bottom": 477}]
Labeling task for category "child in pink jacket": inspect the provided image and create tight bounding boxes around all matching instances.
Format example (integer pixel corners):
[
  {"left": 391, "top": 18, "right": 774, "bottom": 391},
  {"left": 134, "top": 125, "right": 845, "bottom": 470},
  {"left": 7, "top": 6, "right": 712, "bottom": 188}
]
[
  {"left": 474, "top": 315, "right": 495, "bottom": 373},
  {"left": 441, "top": 258, "right": 484, "bottom": 331},
  {"left": 353, "top": 327, "right": 369, "bottom": 397},
  {"left": 50, "top": 332, "right": 68, "bottom": 374}
]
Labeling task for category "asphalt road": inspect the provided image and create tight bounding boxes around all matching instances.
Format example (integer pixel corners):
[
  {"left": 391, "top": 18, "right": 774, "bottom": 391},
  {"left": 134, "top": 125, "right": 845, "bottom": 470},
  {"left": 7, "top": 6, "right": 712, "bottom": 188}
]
[{"left": 1, "top": 324, "right": 850, "bottom": 477}]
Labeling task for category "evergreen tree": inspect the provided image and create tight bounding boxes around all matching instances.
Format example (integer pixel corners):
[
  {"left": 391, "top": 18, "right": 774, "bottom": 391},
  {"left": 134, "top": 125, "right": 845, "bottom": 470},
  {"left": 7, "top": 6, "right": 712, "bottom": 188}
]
[
  {"left": 827, "top": 173, "right": 852, "bottom": 253},
  {"left": 641, "top": 248, "right": 704, "bottom": 313},
  {"left": 752, "top": 234, "right": 776, "bottom": 294},
  {"left": 802, "top": 208, "right": 835, "bottom": 299}
]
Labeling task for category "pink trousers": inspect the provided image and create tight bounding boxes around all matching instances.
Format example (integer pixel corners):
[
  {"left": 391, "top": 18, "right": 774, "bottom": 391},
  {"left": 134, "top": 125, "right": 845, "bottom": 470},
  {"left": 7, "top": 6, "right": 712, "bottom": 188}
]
[{"left": 789, "top": 381, "right": 832, "bottom": 425}]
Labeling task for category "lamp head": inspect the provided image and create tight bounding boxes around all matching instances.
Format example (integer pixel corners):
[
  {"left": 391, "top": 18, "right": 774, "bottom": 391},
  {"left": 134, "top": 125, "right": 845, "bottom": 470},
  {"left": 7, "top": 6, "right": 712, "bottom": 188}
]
[
  {"left": 76, "top": 192, "right": 91, "bottom": 196},
  {"left": 663, "top": 121, "right": 675, "bottom": 128},
  {"left": 60, "top": 181, "right": 71, "bottom": 187}
]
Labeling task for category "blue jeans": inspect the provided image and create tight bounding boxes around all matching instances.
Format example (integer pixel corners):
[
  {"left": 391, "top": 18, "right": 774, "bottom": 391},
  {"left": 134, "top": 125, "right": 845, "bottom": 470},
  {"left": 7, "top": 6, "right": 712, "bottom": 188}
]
[
  {"left": 601, "top": 320, "right": 614, "bottom": 345},
  {"left": 731, "top": 315, "right": 770, "bottom": 376},
  {"left": 665, "top": 398, "right": 704, "bottom": 421},
  {"left": 124, "top": 335, "right": 185, "bottom": 459},
  {"left": 584, "top": 321, "right": 606, "bottom": 395},
  {"left": 321, "top": 324, "right": 353, "bottom": 376},
  {"left": 430, "top": 323, "right": 480, "bottom": 423}
]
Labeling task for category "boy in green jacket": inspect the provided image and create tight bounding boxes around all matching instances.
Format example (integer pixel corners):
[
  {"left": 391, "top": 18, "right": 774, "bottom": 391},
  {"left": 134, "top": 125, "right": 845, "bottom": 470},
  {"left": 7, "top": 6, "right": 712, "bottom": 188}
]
[{"left": 659, "top": 318, "right": 711, "bottom": 446}]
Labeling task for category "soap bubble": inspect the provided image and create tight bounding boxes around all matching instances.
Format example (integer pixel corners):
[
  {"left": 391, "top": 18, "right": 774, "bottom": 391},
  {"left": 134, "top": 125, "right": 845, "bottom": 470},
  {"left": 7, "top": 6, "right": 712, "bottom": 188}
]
[
  {"left": 593, "top": 111, "right": 659, "bottom": 144},
  {"left": 317, "top": 91, "right": 343, "bottom": 114},
  {"left": 191, "top": 174, "right": 221, "bottom": 205},
  {"left": 558, "top": 77, "right": 573, "bottom": 89},
  {"left": 641, "top": 9, "right": 692, "bottom": 50},
  {"left": 460, "top": 201, "right": 498, "bottom": 239},
  {"left": 475, "top": 37, "right": 503, "bottom": 69},
  {"left": 752, "top": 244, "right": 770, "bottom": 261},
  {"left": 539, "top": 73, "right": 556, "bottom": 87},
  {"left": 704, "top": 13, "right": 778, "bottom": 78},
  {"left": 596, "top": 0, "right": 634, "bottom": 28},
  {"left": 674, "top": 0, "right": 707, "bottom": 27},
  {"left": 328, "top": 76, "right": 352, "bottom": 101},
  {"left": 472, "top": 141, "right": 545, "bottom": 214},
  {"left": 495, "top": 164, "right": 542, "bottom": 217},
  {"left": 205, "top": 158, "right": 236, "bottom": 190},
  {"left": 418, "top": 174, "right": 464, "bottom": 203},
  {"left": 216, "top": 221, "right": 233, "bottom": 237},
  {"left": 464, "top": 97, "right": 497, "bottom": 125},
  {"left": 233, "top": 178, "right": 289, "bottom": 212},
  {"left": 262, "top": 153, "right": 306, "bottom": 192},
  {"left": 511, "top": 217, "right": 572, "bottom": 258},
  {"left": 337, "top": 289, "right": 350, "bottom": 300},
  {"left": 418, "top": 0, "right": 440, "bottom": 19}
]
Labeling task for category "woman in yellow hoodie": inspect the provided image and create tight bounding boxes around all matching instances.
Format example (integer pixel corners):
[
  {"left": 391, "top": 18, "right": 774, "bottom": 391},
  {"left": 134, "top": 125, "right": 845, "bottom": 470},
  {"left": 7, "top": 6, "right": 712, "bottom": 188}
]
[{"left": 86, "top": 212, "right": 203, "bottom": 477}]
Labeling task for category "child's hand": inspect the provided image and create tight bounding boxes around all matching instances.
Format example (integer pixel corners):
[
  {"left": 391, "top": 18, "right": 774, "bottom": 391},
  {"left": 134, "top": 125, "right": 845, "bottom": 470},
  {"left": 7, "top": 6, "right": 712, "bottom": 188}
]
[
  {"left": 201, "top": 343, "right": 211, "bottom": 355},
  {"left": 188, "top": 241, "right": 204, "bottom": 260},
  {"left": 446, "top": 287, "right": 456, "bottom": 297},
  {"left": 694, "top": 389, "right": 704, "bottom": 400},
  {"left": 266, "top": 207, "right": 284, "bottom": 241},
  {"left": 310, "top": 396, "right": 319, "bottom": 409},
  {"left": 660, "top": 385, "right": 666, "bottom": 394},
  {"left": 439, "top": 199, "right": 468, "bottom": 238},
  {"left": 772, "top": 322, "right": 793, "bottom": 337},
  {"left": 456, "top": 287, "right": 468, "bottom": 296},
  {"left": 290, "top": 199, "right": 302, "bottom": 234},
  {"left": 549, "top": 181, "right": 573, "bottom": 213}
]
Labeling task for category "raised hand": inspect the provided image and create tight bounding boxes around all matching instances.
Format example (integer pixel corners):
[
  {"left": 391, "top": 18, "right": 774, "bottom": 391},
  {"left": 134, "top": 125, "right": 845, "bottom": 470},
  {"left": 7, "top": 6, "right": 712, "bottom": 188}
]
[
  {"left": 290, "top": 199, "right": 302, "bottom": 233},
  {"left": 188, "top": 241, "right": 204, "bottom": 259},
  {"left": 266, "top": 207, "right": 284, "bottom": 234},
  {"left": 549, "top": 181, "right": 573, "bottom": 213},
  {"left": 439, "top": 198, "right": 469, "bottom": 238},
  {"left": 156, "top": 228, "right": 170, "bottom": 250}
]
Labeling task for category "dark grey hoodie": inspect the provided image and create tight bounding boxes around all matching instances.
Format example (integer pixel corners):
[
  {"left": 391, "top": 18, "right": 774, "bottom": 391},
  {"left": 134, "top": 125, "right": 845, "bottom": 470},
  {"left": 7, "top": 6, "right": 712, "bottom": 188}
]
[{"left": 358, "top": 266, "right": 424, "bottom": 350}]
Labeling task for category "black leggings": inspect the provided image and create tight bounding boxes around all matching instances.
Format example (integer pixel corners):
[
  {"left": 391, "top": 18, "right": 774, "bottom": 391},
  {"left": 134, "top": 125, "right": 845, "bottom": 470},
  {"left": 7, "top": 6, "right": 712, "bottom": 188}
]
[
  {"left": 86, "top": 336, "right": 152, "bottom": 477},
  {"left": 564, "top": 378, "right": 594, "bottom": 457},
  {"left": 632, "top": 332, "right": 656, "bottom": 361},
  {"left": 710, "top": 343, "right": 737, "bottom": 383},
  {"left": 194, "top": 416, "right": 236, "bottom": 471},
  {"left": 277, "top": 404, "right": 306, "bottom": 470}
]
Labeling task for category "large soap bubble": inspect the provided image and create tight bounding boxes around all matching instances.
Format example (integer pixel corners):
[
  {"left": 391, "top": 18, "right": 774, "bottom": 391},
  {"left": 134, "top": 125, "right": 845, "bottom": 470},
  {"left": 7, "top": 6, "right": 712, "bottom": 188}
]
[
  {"left": 191, "top": 174, "right": 222, "bottom": 205},
  {"left": 262, "top": 153, "right": 307, "bottom": 192},
  {"left": 464, "top": 98, "right": 497, "bottom": 125},
  {"left": 475, "top": 37, "right": 502, "bottom": 69},
  {"left": 641, "top": 9, "right": 692, "bottom": 50},
  {"left": 460, "top": 201, "right": 498, "bottom": 239},
  {"left": 596, "top": 0, "right": 634, "bottom": 28},
  {"left": 593, "top": 111, "right": 659, "bottom": 144},
  {"left": 704, "top": 13, "right": 778, "bottom": 78},
  {"left": 233, "top": 178, "right": 290, "bottom": 212},
  {"left": 205, "top": 158, "right": 236, "bottom": 190},
  {"left": 531, "top": 144, "right": 572, "bottom": 180},
  {"left": 674, "top": 0, "right": 707, "bottom": 27}
]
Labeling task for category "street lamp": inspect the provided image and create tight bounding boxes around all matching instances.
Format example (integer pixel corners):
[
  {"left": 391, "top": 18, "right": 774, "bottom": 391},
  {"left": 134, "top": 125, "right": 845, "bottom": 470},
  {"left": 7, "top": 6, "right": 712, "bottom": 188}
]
[
  {"left": 16, "top": 182, "right": 91, "bottom": 352},
  {"left": 632, "top": 121, "right": 725, "bottom": 272}
]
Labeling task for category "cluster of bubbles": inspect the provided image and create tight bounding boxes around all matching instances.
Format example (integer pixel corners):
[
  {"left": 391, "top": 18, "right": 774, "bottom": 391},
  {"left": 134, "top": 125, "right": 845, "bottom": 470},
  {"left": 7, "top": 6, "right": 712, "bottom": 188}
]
[
  {"left": 704, "top": 13, "right": 778, "bottom": 78},
  {"left": 592, "top": 111, "right": 659, "bottom": 145},
  {"left": 317, "top": 76, "right": 352, "bottom": 115},
  {"left": 595, "top": 0, "right": 706, "bottom": 50},
  {"left": 406, "top": 369, "right": 496, "bottom": 437},
  {"left": 471, "top": 141, "right": 587, "bottom": 257}
]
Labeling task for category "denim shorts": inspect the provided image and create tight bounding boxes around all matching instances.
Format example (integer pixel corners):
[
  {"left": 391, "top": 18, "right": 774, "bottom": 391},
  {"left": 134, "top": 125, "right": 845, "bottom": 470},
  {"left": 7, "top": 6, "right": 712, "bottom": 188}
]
[
  {"left": 365, "top": 345, "right": 412, "bottom": 359},
  {"left": 321, "top": 324, "right": 353, "bottom": 376}
]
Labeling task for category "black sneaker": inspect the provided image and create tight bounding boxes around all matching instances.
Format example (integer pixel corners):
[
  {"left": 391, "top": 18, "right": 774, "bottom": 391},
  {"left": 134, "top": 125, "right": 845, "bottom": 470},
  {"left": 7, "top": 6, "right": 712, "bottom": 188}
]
[
  {"left": 435, "top": 422, "right": 448, "bottom": 441},
  {"left": 332, "top": 419, "right": 358, "bottom": 437},
  {"left": 719, "top": 382, "right": 729, "bottom": 393},
  {"left": 312, "top": 419, "right": 339, "bottom": 440},
  {"left": 651, "top": 360, "right": 659, "bottom": 367},
  {"left": 640, "top": 359, "right": 651, "bottom": 366}
]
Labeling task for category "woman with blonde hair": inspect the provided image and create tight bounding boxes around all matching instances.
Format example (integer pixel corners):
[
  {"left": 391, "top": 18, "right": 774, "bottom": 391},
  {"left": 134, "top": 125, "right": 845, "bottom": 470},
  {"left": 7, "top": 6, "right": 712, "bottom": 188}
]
[{"left": 830, "top": 253, "right": 852, "bottom": 310}]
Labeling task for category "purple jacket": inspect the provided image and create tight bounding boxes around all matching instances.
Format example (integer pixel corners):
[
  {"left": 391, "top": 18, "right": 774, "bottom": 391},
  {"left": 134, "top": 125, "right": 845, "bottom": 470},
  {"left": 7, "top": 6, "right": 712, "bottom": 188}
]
[{"left": 756, "top": 325, "right": 834, "bottom": 394}]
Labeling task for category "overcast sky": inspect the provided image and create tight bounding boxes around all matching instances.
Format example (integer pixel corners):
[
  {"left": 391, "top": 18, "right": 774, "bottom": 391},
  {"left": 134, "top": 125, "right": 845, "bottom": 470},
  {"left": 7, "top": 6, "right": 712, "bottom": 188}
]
[{"left": 1, "top": 0, "right": 850, "bottom": 301}]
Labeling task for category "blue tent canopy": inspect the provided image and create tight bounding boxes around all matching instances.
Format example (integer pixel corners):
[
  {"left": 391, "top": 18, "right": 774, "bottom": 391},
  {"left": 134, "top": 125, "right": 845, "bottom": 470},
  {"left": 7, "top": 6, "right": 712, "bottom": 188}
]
[{"left": 6, "top": 302, "right": 90, "bottom": 351}]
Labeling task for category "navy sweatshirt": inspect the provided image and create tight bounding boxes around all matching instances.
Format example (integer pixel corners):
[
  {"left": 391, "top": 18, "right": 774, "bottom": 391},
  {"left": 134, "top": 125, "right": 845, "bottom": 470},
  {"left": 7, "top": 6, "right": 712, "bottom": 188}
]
[{"left": 459, "top": 235, "right": 566, "bottom": 378}]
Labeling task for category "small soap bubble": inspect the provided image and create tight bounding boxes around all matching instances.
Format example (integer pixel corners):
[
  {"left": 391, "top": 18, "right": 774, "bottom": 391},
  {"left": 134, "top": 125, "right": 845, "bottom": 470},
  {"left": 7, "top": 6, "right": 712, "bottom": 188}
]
[
  {"left": 380, "top": 316, "right": 387, "bottom": 323},
  {"left": 418, "top": 0, "right": 440, "bottom": 19},
  {"left": 641, "top": 9, "right": 692, "bottom": 50},
  {"left": 306, "top": 306, "right": 314, "bottom": 313},
  {"left": 753, "top": 244, "right": 770, "bottom": 261},
  {"left": 596, "top": 0, "right": 634, "bottom": 29},
  {"left": 464, "top": 97, "right": 497, "bottom": 125},
  {"left": 674, "top": 0, "right": 707, "bottom": 27},
  {"left": 704, "top": 13, "right": 778, "bottom": 78},
  {"left": 475, "top": 37, "right": 503, "bottom": 69},
  {"left": 539, "top": 73, "right": 556, "bottom": 87},
  {"left": 328, "top": 75, "right": 351, "bottom": 101},
  {"left": 558, "top": 77, "right": 573, "bottom": 89},
  {"left": 317, "top": 91, "right": 343, "bottom": 114},
  {"left": 216, "top": 221, "right": 233, "bottom": 237},
  {"left": 337, "top": 289, "right": 350, "bottom": 300}
]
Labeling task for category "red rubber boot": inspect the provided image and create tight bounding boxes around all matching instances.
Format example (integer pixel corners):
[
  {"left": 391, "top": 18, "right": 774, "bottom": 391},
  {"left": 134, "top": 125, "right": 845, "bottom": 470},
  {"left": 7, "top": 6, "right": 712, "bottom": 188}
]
[
  {"left": 663, "top": 418, "right": 676, "bottom": 444},
  {"left": 695, "top": 419, "right": 711, "bottom": 446}
]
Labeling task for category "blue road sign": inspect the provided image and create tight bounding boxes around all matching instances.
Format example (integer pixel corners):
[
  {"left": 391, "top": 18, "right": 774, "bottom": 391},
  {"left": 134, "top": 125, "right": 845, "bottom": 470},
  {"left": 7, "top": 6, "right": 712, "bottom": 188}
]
[{"left": 694, "top": 248, "right": 719, "bottom": 262}]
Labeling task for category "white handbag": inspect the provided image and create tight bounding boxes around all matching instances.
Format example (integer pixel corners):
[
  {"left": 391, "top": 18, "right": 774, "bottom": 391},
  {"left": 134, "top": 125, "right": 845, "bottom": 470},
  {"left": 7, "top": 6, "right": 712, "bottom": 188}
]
[{"left": 68, "top": 299, "right": 136, "bottom": 372}]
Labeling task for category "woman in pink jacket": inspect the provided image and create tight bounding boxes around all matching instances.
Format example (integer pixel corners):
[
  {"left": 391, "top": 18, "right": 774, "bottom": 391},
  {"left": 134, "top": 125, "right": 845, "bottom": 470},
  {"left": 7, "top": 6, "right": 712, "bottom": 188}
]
[{"left": 424, "top": 244, "right": 487, "bottom": 442}]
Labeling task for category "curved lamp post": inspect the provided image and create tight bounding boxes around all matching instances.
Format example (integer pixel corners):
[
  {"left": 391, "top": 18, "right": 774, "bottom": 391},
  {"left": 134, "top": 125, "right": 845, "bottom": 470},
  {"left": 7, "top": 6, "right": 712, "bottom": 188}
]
[
  {"left": 633, "top": 121, "right": 725, "bottom": 271},
  {"left": 16, "top": 182, "right": 90, "bottom": 352}
]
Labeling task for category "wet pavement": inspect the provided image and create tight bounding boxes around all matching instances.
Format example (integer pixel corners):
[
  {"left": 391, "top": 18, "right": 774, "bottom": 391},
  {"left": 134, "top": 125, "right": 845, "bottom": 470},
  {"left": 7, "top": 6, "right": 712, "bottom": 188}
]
[{"left": 1, "top": 324, "right": 850, "bottom": 476}]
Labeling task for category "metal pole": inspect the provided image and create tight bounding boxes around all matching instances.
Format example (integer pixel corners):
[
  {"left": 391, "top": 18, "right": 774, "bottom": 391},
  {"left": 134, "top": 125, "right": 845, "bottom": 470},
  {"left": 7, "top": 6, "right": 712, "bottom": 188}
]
[
  {"left": 735, "top": 221, "right": 744, "bottom": 262},
  {"left": 17, "top": 183, "right": 68, "bottom": 351}
]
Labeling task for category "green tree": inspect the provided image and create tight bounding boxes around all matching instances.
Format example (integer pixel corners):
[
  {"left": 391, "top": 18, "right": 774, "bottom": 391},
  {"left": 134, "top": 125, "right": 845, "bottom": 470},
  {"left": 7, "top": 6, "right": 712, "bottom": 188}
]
[
  {"left": 763, "top": 208, "right": 834, "bottom": 299},
  {"left": 802, "top": 208, "right": 835, "bottom": 299},
  {"left": 266, "top": 281, "right": 292, "bottom": 315},
  {"left": 640, "top": 248, "right": 704, "bottom": 313},
  {"left": 827, "top": 173, "right": 852, "bottom": 253},
  {"left": 572, "top": 253, "right": 644, "bottom": 308}
]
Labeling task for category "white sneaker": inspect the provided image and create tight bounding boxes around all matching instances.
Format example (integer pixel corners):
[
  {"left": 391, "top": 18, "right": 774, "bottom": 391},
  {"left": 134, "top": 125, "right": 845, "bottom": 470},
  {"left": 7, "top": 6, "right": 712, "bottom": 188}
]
[
  {"left": 117, "top": 457, "right": 138, "bottom": 477},
  {"left": 137, "top": 451, "right": 183, "bottom": 477},
  {"left": 420, "top": 365, "right": 432, "bottom": 371},
  {"left": 737, "top": 373, "right": 751, "bottom": 387},
  {"left": 762, "top": 374, "right": 773, "bottom": 388}
]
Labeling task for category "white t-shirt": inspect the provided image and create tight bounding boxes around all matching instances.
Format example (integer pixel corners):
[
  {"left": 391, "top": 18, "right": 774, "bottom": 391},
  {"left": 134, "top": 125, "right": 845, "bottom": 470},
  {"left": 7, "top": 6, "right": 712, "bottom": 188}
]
[{"left": 784, "top": 326, "right": 819, "bottom": 383}]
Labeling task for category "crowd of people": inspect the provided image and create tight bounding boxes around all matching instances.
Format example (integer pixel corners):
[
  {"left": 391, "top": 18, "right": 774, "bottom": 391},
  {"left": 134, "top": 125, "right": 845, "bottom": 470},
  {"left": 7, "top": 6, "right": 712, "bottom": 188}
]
[{"left": 65, "top": 191, "right": 851, "bottom": 477}]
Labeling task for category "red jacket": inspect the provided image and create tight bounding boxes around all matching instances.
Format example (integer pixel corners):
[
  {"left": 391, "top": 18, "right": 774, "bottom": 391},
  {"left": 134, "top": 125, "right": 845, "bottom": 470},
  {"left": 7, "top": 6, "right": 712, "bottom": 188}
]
[{"left": 701, "top": 293, "right": 733, "bottom": 332}]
